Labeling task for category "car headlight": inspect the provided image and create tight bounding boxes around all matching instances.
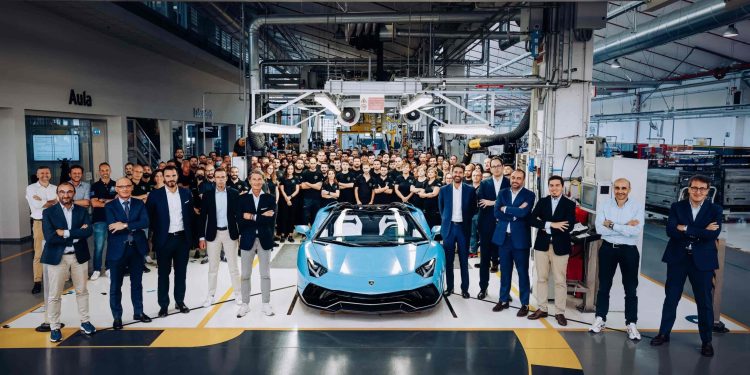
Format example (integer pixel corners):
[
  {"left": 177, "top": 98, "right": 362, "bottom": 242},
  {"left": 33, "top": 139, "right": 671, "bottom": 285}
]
[
  {"left": 415, "top": 258, "right": 436, "bottom": 278},
  {"left": 307, "top": 258, "right": 328, "bottom": 278}
]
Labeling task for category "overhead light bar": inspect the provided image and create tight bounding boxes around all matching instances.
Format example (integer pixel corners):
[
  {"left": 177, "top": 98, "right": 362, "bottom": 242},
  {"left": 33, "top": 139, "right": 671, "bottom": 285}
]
[
  {"left": 314, "top": 93, "right": 341, "bottom": 116},
  {"left": 437, "top": 124, "right": 495, "bottom": 136},
  {"left": 723, "top": 24, "right": 739, "bottom": 38},
  {"left": 399, "top": 93, "right": 433, "bottom": 115},
  {"left": 251, "top": 122, "right": 302, "bottom": 135},
  {"left": 610, "top": 59, "right": 621, "bottom": 69}
]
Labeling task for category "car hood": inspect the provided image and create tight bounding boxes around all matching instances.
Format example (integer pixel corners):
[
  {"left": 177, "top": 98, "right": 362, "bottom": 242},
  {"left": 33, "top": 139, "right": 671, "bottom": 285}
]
[{"left": 309, "top": 241, "right": 435, "bottom": 277}]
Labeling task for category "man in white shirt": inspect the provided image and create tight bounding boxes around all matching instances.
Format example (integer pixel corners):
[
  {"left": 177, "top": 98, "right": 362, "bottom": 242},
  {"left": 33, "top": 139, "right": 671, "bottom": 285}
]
[
  {"left": 590, "top": 178, "right": 644, "bottom": 340},
  {"left": 25, "top": 166, "right": 58, "bottom": 294}
]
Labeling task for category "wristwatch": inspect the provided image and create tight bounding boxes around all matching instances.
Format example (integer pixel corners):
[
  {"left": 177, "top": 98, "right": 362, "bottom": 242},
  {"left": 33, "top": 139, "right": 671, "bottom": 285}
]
[{"left": 608, "top": 222, "right": 615, "bottom": 230}]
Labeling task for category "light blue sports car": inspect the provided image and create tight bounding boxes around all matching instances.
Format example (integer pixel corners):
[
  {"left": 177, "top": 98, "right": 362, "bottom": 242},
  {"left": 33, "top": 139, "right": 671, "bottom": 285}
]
[{"left": 295, "top": 203, "right": 445, "bottom": 313}]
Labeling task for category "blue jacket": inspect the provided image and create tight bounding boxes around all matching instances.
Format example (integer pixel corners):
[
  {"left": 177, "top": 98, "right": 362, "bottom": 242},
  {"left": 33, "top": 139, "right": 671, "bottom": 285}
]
[
  {"left": 41, "top": 204, "right": 92, "bottom": 265},
  {"left": 476, "top": 177, "right": 510, "bottom": 236},
  {"left": 663, "top": 199, "right": 722, "bottom": 271},
  {"left": 105, "top": 198, "right": 150, "bottom": 261},
  {"left": 146, "top": 186, "right": 194, "bottom": 250},
  {"left": 437, "top": 182, "right": 478, "bottom": 238},
  {"left": 492, "top": 187, "right": 535, "bottom": 249}
]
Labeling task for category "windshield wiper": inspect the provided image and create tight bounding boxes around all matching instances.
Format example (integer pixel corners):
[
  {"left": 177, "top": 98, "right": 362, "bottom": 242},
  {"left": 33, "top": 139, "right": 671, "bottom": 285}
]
[{"left": 315, "top": 239, "right": 363, "bottom": 247}]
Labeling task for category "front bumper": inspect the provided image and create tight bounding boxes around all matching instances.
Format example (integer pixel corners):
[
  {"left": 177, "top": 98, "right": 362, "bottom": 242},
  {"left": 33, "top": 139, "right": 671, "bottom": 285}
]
[{"left": 299, "top": 283, "right": 442, "bottom": 313}]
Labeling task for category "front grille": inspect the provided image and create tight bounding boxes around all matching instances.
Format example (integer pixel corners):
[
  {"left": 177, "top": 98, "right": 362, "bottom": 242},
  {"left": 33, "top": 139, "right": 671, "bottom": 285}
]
[{"left": 301, "top": 283, "right": 441, "bottom": 313}]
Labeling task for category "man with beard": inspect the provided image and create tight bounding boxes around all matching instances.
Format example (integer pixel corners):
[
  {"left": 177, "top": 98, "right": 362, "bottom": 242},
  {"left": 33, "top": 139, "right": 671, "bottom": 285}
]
[
  {"left": 228, "top": 166, "right": 249, "bottom": 194},
  {"left": 336, "top": 160, "right": 355, "bottom": 204}
]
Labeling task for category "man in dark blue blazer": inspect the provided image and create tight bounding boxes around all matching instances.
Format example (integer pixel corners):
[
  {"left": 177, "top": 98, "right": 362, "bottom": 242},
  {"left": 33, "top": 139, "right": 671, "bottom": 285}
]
[
  {"left": 491, "top": 169, "right": 535, "bottom": 316},
  {"left": 476, "top": 157, "right": 510, "bottom": 299},
  {"left": 438, "top": 164, "right": 478, "bottom": 299},
  {"left": 106, "top": 177, "right": 152, "bottom": 330},
  {"left": 41, "top": 182, "right": 94, "bottom": 342},
  {"left": 146, "top": 165, "right": 194, "bottom": 317},
  {"left": 651, "top": 175, "right": 723, "bottom": 357}
]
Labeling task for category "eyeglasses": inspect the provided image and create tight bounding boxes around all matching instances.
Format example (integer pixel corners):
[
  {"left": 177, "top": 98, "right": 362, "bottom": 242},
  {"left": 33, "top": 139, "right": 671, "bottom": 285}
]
[{"left": 689, "top": 186, "right": 709, "bottom": 193}]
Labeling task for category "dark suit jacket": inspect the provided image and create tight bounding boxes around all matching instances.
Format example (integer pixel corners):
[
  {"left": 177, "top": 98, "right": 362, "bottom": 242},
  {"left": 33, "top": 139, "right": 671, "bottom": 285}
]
[
  {"left": 437, "top": 182, "right": 478, "bottom": 238},
  {"left": 105, "top": 198, "right": 150, "bottom": 261},
  {"left": 492, "top": 187, "right": 535, "bottom": 249},
  {"left": 41, "top": 204, "right": 92, "bottom": 265},
  {"left": 528, "top": 195, "right": 576, "bottom": 255},
  {"left": 146, "top": 186, "right": 194, "bottom": 250},
  {"left": 199, "top": 187, "right": 241, "bottom": 241},
  {"left": 476, "top": 177, "right": 510, "bottom": 236},
  {"left": 663, "top": 199, "right": 723, "bottom": 271},
  {"left": 238, "top": 192, "right": 277, "bottom": 250}
]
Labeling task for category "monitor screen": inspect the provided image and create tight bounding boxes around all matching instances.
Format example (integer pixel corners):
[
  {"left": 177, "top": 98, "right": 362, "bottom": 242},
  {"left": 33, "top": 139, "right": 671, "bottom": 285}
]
[
  {"left": 32, "top": 134, "right": 80, "bottom": 161},
  {"left": 580, "top": 183, "right": 597, "bottom": 211}
]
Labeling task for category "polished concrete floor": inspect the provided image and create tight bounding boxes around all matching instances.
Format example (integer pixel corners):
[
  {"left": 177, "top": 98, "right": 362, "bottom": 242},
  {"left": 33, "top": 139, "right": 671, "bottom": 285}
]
[{"left": 1, "top": 222, "right": 749, "bottom": 374}]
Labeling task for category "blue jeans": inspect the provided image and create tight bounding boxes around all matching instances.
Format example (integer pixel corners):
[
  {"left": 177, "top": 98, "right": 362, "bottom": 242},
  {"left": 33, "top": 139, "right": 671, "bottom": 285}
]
[
  {"left": 469, "top": 213, "right": 480, "bottom": 253},
  {"left": 92, "top": 222, "right": 108, "bottom": 272}
]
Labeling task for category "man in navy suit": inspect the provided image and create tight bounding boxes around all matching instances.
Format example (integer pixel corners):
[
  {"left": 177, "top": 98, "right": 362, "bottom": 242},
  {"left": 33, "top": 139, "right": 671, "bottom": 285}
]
[
  {"left": 651, "top": 175, "right": 722, "bottom": 357},
  {"left": 438, "top": 163, "right": 478, "bottom": 299},
  {"left": 106, "top": 177, "right": 152, "bottom": 330},
  {"left": 491, "top": 169, "right": 535, "bottom": 316},
  {"left": 41, "top": 182, "right": 95, "bottom": 342},
  {"left": 527, "top": 175, "right": 576, "bottom": 326},
  {"left": 476, "top": 157, "right": 510, "bottom": 299},
  {"left": 146, "top": 165, "right": 194, "bottom": 317}
]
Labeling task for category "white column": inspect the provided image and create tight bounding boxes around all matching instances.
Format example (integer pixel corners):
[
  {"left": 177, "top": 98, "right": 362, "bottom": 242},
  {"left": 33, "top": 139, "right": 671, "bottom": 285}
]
[
  {"left": 106, "top": 116, "right": 128, "bottom": 180},
  {"left": 0, "top": 107, "right": 29, "bottom": 239},
  {"left": 158, "top": 119, "right": 172, "bottom": 162}
]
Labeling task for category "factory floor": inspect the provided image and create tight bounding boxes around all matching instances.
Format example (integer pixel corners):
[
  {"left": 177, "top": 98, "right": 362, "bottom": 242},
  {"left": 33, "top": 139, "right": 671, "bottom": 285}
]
[{"left": 1, "top": 222, "right": 748, "bottom": 374}]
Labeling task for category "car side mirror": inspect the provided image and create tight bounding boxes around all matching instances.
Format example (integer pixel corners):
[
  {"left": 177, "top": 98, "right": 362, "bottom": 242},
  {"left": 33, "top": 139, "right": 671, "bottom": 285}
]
[
  {"left": 430, "top": 225, "right": 441, "bottom": 241},
  {"left": 295, "top": 225, "right": 310, "bottom": 237}
]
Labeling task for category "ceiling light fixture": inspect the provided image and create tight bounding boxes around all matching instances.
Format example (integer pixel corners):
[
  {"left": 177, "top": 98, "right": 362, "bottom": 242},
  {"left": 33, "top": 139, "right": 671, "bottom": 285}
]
[
  {"left": 399, "top": 94, "right": 433, "bottom": 115},
  {"left": 610, "top": 59, "right": 621, "bottom": 69},
  {"left": 437, "top": 124, "right": 495, "bottom": 136},
  {"left": 251, "top": 122, "right": 302, "bottom": 135},
  {"left": 314, "top": 93, "right": 341, "bottom": 116},
  {"left": 723, "top": 24, "right": 739, "bottom": 38}
]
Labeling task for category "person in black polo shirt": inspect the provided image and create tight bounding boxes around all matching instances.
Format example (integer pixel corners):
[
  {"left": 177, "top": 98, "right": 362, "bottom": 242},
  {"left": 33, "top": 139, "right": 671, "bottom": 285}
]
[
  {"left": 394, "top": 163, "right": 416, "bottom": 203},
  {"left": 336, "top": 160, "right": 355, "bottom": 204},
  {"left": 373, "top": 165, "right": 393, "bottom": 204},
  {"left": 89, "top": 162, "right": 116, "bottom": 280},
  {"left": 321, "top": 170, "right": 340, "bottom": 207},
  {"left": 278, "top": 165, "right": 299, "bottom": 242},
  {"left": 131, "top": 164, "right": 152, "bottom": 202},
  {"left": 354, "top": 162, "right": 376, "bottom": 205},
  {"left": 228, "top": 166, "right": 249, "bottom": 194},
  {"left": 300, "top": 157, "right": 323, "bottom": 225},
  {"left": 178, "top": 160, "right": 195, "bottom": 188}
]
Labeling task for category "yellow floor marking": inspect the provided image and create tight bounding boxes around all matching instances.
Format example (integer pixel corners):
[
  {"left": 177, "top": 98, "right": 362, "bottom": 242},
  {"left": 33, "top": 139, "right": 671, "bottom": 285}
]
[
  {"left": 0, "top": 328, "right": 77, "bottom": 348},
  {"left": 1, "top": 286, "right": 74, "bottom": 327},
  {"left": 0, "top": 248, "right": 33, "bottom": 263},
  {"left": 515, "top": 328, "right": 583, "bottom": 373},
  {"left": 150, "top": 328, "right": 245, "bottom": 347},
  {"left": 195, "top": 257, "right": 259, "bottom": 328}
]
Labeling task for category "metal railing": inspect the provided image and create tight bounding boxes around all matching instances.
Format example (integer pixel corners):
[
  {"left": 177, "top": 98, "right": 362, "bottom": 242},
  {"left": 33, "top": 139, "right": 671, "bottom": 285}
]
[{"left": 127, "top": 119, "right": 161, "bottom": 169}]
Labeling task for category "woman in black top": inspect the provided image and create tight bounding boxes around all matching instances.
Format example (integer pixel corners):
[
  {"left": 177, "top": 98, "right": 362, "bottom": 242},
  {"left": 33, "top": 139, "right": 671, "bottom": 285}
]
[
  {"left": 394, "top": 163, "right": 415, "bottom": 203},
  {"left": 264, "top": 164, "right": 280, "bottom": 241},
  {"left": 419, "top": 167, "right": 442, "bottom": 227},
  {"left": 278, "top": 165, "right": 299, "bottom": 242},
  {"left": 321, "top": 170, "right": 340, "bottom": 207},
  {"left": 410, "top": 166, "right": 428, "bottom": 209},
  {"left": 354, "top": 163, "right": 375, "bottom": 205}
]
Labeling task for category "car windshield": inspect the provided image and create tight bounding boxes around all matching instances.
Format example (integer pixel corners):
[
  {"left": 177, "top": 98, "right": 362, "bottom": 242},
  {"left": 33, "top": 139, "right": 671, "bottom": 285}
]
[{"left": 314, "top": 208, "right": 427, "bottom": 246}]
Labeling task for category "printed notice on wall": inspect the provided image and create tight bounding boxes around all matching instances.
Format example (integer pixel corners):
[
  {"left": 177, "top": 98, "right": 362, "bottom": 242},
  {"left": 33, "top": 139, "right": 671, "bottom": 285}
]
[
  {"left": 359, "top": 94, "right": 385, "bottom": 113},
  {"left": 32, "top": 134, "right": 80, "bottom": 161}
]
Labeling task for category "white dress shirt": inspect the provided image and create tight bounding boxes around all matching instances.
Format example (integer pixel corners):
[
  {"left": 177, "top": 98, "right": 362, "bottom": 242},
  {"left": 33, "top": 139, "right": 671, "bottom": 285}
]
[
  {"left": 492, "top": 177, "right": 504, "bottom": 197},
  {"left": 544, "top": 195, "right": 562, "bottom": 234},
  {"left": 25, "top": 182, "right": 57, "bottom": 219},
  {"left": 166, "top": 188, "right": 184, "bottom": 233},
  {"left": 690, "top": 200, "right": 703, "bottom": 220},
  {"left": 60, "top": 204, "right": 77, "bottom": 253},
  {"left": 595, "top": 198, "right": 644, "bottom": 246},
  {"left": 506, "top": 188, "right": 521, "bottom": 233},
  {"left": 451, "top": 183, "right": 463, "bottom": 223},
  {"left": 215, "top": 188, "right": 228, "bottom": 228}
]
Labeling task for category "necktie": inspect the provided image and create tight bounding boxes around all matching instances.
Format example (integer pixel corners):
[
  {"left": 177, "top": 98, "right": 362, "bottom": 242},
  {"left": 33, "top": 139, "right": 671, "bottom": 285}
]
[{"left": 123, "top": 200, "right": 133, "bottom": 243}]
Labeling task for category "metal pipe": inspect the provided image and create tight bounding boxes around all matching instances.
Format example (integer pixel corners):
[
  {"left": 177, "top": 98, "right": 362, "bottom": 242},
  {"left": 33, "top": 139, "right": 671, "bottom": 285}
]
[
  {"left": 594, "top": 0, "right": 750, "bottom": 64},
  {"left": 380, "top": 30, "right": 525, "bottom": 40}
]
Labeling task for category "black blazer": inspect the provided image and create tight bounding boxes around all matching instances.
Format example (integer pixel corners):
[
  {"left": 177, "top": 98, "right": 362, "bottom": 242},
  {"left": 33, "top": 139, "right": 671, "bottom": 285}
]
[
  {"left": 41, "top": 204, "right": 92, "bottom": 265},
  {"left": 476, "top": 177, "right": 510, "bottom": 235},
  {"left": 238, "top": 192, "right": 277, "bottom": 251},
  {"left": 663, "top": 199, "right": 723, "bottom": 271},
  {"left": 200, "top": 187, "right": 241, "bottom": 241},
  {"left": 528, "top": 195, "right": 576, "bottom": 255},
  {"left": 105, "top": 198, "right": 150, "bottom": 261},
  {"left": 146, "top": 186, "right": 194, "bottom": 250}
]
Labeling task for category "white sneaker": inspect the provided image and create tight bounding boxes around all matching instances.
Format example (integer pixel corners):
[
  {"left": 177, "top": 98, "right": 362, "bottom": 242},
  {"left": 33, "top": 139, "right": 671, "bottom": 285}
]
[
  {"left": 145, "top": 255, "right": 155, "bottom": 264},
  {"left": 262, "top": 303, "right": 275, "bottom": 316},
  {"left": 89, "top": 271, "right": 100, "bottom": 281},
  {"left": 202, "top": 295, "right": 215, "bottom": 308},
  {"left": 104, "top": 269, "right": 110, "bottom": 278},
  {"left": 589, "top": 316, "right": 605, "bottom": 333},
  {"left": 627, "top": 323, "right": 641, "bottom": 340},
  {"left": 236, "top": 304, "right": 250, "bottom": 318},
  {"left": 234, "top": 293, "right": 242, "bottom": 306}
]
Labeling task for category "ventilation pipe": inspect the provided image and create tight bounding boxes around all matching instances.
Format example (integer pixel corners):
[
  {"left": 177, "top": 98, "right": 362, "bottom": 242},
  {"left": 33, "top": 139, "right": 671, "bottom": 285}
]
[{"left": 461, "top": 106, "right": 530, "bottom": 164}]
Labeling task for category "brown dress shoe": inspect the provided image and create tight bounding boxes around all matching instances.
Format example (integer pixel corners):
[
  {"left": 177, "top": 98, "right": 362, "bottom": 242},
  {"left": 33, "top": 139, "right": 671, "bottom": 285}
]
[
  {"left": 492, "top": 301, "right": 509, "bottom": 312},
  {"left": 517, "top": 305, "right": 529, "bottom": 317},
  {"left": 527, "top": 309, "right": 548, "bottom": 320},
  {"left": 555, "top": 314, "right": 568, "bottom": 326}
]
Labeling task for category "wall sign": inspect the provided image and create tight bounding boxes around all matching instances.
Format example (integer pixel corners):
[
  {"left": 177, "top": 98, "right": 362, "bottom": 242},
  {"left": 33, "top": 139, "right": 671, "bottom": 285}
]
[
  {"left": 68, "top": 89, "right": 92, "bottom": 107},
  {"left": 359, "top": 94, "right": 385, "bottom": 113},
  {"left": 193, "top": 107, "right": 213, "bottom": 120}
]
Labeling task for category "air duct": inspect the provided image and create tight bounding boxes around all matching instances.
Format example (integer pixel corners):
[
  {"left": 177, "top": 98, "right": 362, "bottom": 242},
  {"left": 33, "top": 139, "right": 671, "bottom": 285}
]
[{"left": 460, "top": 106, "right": 530, "bottom": 164}]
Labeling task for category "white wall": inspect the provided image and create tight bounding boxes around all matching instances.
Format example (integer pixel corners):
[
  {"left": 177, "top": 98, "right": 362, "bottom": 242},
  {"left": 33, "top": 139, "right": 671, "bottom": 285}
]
[{"left": 0, "top": 3, "right": 244, "bottom": 240}]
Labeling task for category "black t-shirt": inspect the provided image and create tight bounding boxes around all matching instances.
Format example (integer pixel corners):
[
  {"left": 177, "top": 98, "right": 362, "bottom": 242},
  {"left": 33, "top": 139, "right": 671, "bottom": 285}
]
[
  {"left": 372, "top": 174, "right": 393, "bottom": 204},
  {"left": 388, "top": 169, "right": 400, "bottom": 181},
  {"left": 265, "top": 180, "right": 278, "bottom": 197},
  {"left": 301, "top": 169, "right": 324, "bottom": 200},
  {"left": 227, "top": 178, "right": 249, "bottom": 194},
  {"left": 411, "top": 178, "right": 428, "bottom": 207},
  {"left": 350, "top": 167, "right": 363, "bottom": 178},
  {"left": 280, "top": 176, "right": 300, "bottom": 197},
  {"left": 233, "top": 139, "right": 246, "bottom": 156},
  {"left": 131, "top": 179, "right": 151, "bottom": 197},
  {"left": 336, "top": 171, "right": 356, "bottom": 203},
  {"left": 423, "top": 179, "right": 442, "bottom": 210},
  {"left": 321, "top": 181, "right": 339, "bottom": 206},
  {"left": 178, "top": 171, "right": 195, "bottom": 187},
  {"left": 394, "top": 174, "right": 415, "bottom": 200},
  {"left": 90, "top": 179, "right": 116, "bottom": 223},
  {"left": 355, "top": 174, "right": 376, "bottom": 204}
]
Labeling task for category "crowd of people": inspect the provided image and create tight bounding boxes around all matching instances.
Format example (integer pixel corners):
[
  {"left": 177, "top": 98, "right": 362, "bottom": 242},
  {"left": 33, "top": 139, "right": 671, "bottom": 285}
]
[{"left": 25, "top": 144, "right": 723, "bottom": 356}]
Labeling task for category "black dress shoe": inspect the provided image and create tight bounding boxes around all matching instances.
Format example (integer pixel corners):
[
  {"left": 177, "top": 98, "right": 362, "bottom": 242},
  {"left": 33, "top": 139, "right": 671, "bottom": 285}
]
[
  {"left": 31, "top": 282, "right": 41, "bottom": 294},
  {"left": 158, "top": 307, "right": 168, "bottom": 318},
  {"left": 555, "top": 314, "right": 568, "bottom": 326},
  {"left": 517, "top": 305, "right": 529, "bottom": 317},
  {"left": 477, "top": 290, "right": 487, "bottom": 300},
  {"left": 461, "top": 291, "right": 470, "bottom": 299},
  {"left": 473, "top": 263, "right": 481, "bottom": 269},
  {"left": 492, "top": 301, "right": 510, "bottom": 312},
  {"left": 113, "top": 319, "right": 123, "bottom": 330},
  {"left": 443, "top": 289, "right": 453, "bottom": 297},
  {"left": 701, "top": 342, "right": 714, "bottom": 357},
  {"left": 35, "top": 323, "right": 51, "bottom": 332},
  {"left": 133, "top": 313, "right": 152, "bottom": 323},
  {"left": 143, "top": 267, "right": 151, "bottom": 273},
  {"left": 650, "top": 334, "right": 670, "bottom": 346},
  {"left": 176, "top": 303, "right": 190, "bottom": 314},
  {"left": 490, "top": 264, "right": 499, "bottom": 273}
]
